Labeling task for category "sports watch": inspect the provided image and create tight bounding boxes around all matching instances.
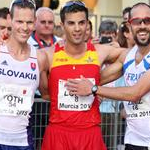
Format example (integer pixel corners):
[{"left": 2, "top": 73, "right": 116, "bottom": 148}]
[{"left": 91, "top": 85, "right": 98, "bottom": 96}]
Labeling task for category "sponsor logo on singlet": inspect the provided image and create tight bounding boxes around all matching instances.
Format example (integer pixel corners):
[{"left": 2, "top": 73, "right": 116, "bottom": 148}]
[
  {"left": 0, "top": 68, "right": 37, "bottom": 80},
  {"left": 55, "top": 58, "right": 68, "bottom": 62}
]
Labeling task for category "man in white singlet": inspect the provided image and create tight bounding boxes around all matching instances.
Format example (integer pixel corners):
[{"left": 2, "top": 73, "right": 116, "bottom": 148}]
[
  {"left": 65, "top": 3, "right": 150, "bottom": 150},
  {"left": 0, "top": 0, "right": 48, "bottom": 150}
]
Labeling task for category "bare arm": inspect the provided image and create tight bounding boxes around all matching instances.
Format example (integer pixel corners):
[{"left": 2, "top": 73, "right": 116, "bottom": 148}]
[
  {"left": 100, "top": 49, "right": 129, "bottom": 85},
  {"left": 97, "top": 69, "right": 150, "bottom": 102},
  {"left": 94, "top": 43, "right": 126, "bottom": 66},
  {"left": 66, "top": 69, "right": 150, "bottom": 102},
  {"left": 38, "top": 46, "right": 55, "bottom": 100},
  {"left": 37, "top": 50, "right": 49, "bottom": 100}
]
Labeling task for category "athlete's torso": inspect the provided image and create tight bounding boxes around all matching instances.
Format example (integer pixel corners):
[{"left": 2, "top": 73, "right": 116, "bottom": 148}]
[
  {"left": 123, "top": 45, "right": 150, "bottom": 146},
  {"left": 48, "top": 42, "right": 101, "bottom": 128},
  {"left": 0, "top": 45, "right": 39, "bottom": 146}
]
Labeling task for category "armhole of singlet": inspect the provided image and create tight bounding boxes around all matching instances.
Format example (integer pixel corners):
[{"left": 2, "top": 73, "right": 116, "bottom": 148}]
[
  {"left": 49, "top": 44, "right": 59, "bottom": 70},
  {"left": 0, "top": 45, "right": 8, "bottom": 53},
  {"left": 124, "top": 45, "right": 138, "bottom": 65},
  {"left": 30, "top": 45, "right": 37, "bottom": 59}
]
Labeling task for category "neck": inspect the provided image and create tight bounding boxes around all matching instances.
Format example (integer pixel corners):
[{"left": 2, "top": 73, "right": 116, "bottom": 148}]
[
  {"left": 7, "top": 37, "right": 29, "bottom": 55},
  {"left": 64, "top": 42, "right": 86, "bottom": 58},
  {"left": 127, "top": 40, "right": 135, "bottom": 49},
  {"left": 138, "top": 44, "right": 150, "bottom": 56},
  {"left": 36, "top": 32, "right": 53, "bottom": 44}
]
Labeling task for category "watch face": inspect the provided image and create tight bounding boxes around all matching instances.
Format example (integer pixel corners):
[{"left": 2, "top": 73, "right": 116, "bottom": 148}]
[
  {"left": 92, "top": 85, "right": 98, "bottom": 92},
  {"left": 92, "top": 85, "right": 98, "bottom": 95}
]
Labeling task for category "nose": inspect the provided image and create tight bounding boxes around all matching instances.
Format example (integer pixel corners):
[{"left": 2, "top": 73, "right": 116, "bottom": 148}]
[
  {"left": 4, "top": 28, "right": 9, "bottom": 35},
  {"left": 74, "top": 23, "right": 80, "bottom": 31},
  {"left": 140, "top": 21, "right": 147, "bottom": 27},
  {"left": 23, "top": 22, "right": 28, "bottom": 30},
  {"left": 44, "top": 21, "right": 49, "bottom": 27}
]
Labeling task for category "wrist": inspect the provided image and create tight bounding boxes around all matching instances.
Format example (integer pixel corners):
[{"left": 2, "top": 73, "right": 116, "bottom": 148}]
[{"left": 91, "top": 85, "right": 98, "bottom": 96}]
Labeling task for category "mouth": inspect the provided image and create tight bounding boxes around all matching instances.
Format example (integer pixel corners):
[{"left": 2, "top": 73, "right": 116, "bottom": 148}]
[
  {"left": 20, "top": 33, "right": 29, "bottom": 38},
  {"left": 73, "top": 33, "right": 82, "bottom": 40},
  {"left": 137, "top": 30, "right": 149, "bottom": 39}
]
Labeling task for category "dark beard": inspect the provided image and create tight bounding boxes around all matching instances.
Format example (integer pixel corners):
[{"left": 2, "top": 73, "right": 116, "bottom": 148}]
[{"left": 134, "top": 30, "right": 150, "bottom": 47}]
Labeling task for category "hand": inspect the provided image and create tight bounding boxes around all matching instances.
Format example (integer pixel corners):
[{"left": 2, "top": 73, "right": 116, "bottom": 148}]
[{"left": 65, "top": 75, "right": 94, "bottom": 96}]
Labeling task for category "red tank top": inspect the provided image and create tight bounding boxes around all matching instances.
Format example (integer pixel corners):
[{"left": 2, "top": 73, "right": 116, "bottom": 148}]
[{"left": 48, "top": 42, "right": 101, "bottom": 128}]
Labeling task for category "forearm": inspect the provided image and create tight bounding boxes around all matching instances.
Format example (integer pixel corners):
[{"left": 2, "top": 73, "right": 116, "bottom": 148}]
[
  {"left": 100, "top": 61, "right": 123, "bottom": 85},
  {"left": 100, "top": 72, "right": 122, "bottom": 85},
  {"left": 96, "top": 85, "right": 141, "bottom": 102},
  {"left": 66, "top": 76, "right": 147, "bottom": 102}
]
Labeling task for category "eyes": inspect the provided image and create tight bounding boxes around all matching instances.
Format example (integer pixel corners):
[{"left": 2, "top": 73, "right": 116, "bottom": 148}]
[
  {"left": 40, "top": 20, "right": 54, "bottom": 25},
  {"left": 67, "top": 20, "right": 86, "bottom": 26},
  {"left": 129, "top": 17, "right": 150, "bottom": 26},
  {"left": 14, "top": 20, "right": 34, "bottom": 27}
]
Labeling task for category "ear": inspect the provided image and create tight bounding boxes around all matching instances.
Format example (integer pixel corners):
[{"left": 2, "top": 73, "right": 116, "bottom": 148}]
[
  {"left": 60, "top": 22, "right": 64, "bottom": 29},
  {"left": 7, "top": 14, "right": 12, "bottom": 28},
  {"left": 7, "top": 14, "right": 11, "bottom": 23},
  {"left": 124, "top": 32, "right": 128, "bottom": 38}
]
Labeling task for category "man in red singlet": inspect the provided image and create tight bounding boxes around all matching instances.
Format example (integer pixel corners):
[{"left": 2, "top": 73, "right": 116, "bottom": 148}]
[{"left": 41, "top": 1, "right": 125, "bottom": 150}]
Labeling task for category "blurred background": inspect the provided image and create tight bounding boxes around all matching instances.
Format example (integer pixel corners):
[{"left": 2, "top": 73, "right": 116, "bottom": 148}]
[{"left": 2, "top": 0, "right": 150, "bottom": 37}]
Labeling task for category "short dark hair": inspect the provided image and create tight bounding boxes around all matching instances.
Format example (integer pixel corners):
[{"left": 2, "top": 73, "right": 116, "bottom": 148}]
[
  {"left": 9, "top": 0, "right": 36, "bottom": 18},
  {"left": 129, "top": 3, "right": 150, "bottom": 19},
  {"left": 60, "top": 1, "right": 88, "bottom": 23},
  {"left": 122, "top": 7, "right": 131, "bottom": 16},
  {"left": 88, "top": 20, "right": 92, "bottom": 31},
  {"left": 118, "top": 22, "right": 130, "bottom": 48},
  {"left": 99, "top": 20, "right": 118, "bottom": 36},
  {"left": 0, "top": 7, "right": 9, "bottom": 19}
]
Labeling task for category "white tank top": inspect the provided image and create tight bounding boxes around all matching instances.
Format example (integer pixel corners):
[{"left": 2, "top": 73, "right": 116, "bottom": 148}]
[
  {"left": 123, "top": 45, "right": 150, "bottom": 147},
  {"left": 0, "top": 45, "right": 39, "bottom": 146}
]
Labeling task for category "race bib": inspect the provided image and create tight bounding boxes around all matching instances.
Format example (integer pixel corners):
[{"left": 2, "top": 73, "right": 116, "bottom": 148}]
[
  {"left": 58, "top": 78, "right": 95, "bottom": 111},
  {"left": 124, "top": 92, "right": 150, "bottom": 119},
  {"left": 0, "top": 83, "right": 33, "bottom": 116}
]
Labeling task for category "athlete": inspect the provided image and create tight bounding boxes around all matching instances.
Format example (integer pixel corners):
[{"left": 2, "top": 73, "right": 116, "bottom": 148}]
[
  {"left": 0, "top": 0, "right": 48, "bottom": 150},
  {"left": 41, "top": 1, "right": 124, "bottom": 150},
  {"left": 65, "top": 3, "right": 150, "bottom": 150}
]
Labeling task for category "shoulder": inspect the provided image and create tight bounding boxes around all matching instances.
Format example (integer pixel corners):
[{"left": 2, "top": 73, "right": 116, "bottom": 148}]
[
  {"left": 94, "top": 43, "right": 126, "bottom": 62},
  {"left": 118, "top": 48, "right": 131, "bottom": 63},
  {"left": 94, "top": 43, "right": 124, "bottom": 53},
  {"left": 37, "top": 49, "right": 47, "bottom": 61},
  {"left": 38, "top": 45, "right": 56, "bottom": 70},
  {"left": 36, "top": 49, "right": 48, "bottom": 72}
]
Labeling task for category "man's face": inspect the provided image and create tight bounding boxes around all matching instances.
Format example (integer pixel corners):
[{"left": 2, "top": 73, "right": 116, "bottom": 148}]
[
  {"left": 100, "top": 31, "right": 117, "bottom": 42},
  {"left": 129, "top": 5, "right": 150, "bottom": 47},
  {"left": 11, "top": 7, "right": 35, "bottom": 44},
  {"left": 123, "top": 12, "right": 129, "bottom": 22},
  {"left": 125, "top": 26, "right": 135, "bottom": 47},
  {"left": 62, "top": 11, "right": 88, "bottom": 45},
  {"left": 0, "top": 17, "right": 11, "bottom": 40},
  {"left": 35, "top": 10, "right": 54, "bottom": 36}
]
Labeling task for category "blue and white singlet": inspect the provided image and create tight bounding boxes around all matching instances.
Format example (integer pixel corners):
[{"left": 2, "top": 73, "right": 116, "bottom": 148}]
[{"left": 123, "top": 45, "right": 150, "bottom": 147}]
